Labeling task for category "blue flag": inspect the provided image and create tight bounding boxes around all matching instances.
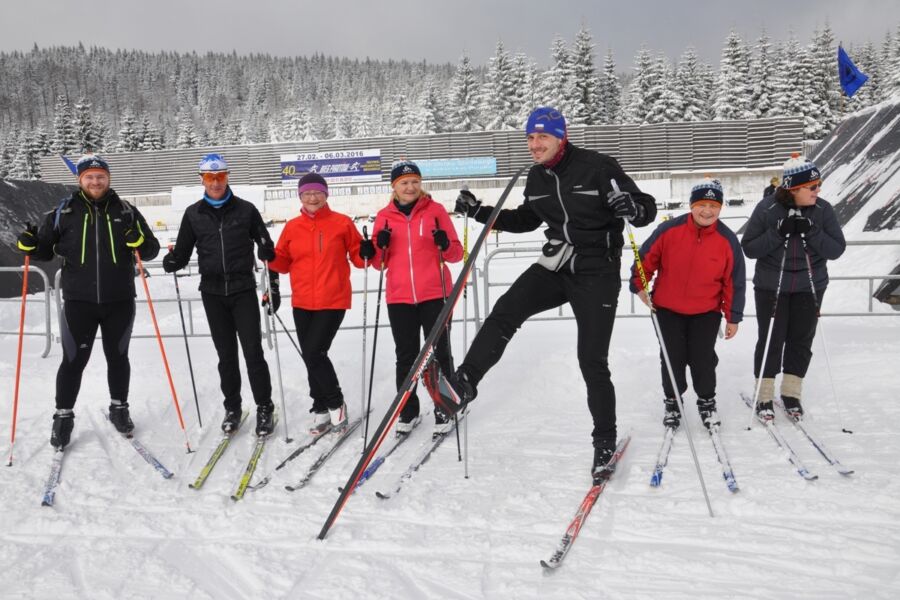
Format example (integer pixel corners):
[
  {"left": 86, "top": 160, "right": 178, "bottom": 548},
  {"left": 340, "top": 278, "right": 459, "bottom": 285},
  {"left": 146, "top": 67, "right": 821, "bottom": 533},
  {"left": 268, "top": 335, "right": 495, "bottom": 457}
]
[
  {"left": 59, "top": 154, "right": 77, "bottom": 175},
  {"left": 837, "top": 45, "right": 868, "bottom": 97}
]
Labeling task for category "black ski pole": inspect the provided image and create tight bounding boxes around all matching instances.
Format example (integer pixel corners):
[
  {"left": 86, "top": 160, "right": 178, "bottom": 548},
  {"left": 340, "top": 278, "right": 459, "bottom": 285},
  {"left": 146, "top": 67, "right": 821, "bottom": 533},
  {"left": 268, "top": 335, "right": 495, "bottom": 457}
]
[
  {"left": 274, "top": 311, "right": 303, "bottom": 360},
  {"left": 360, "top": 226, "right": 370, "bottom": 445},
  {"left": 798, "top": 231, "right": 852, "bottom": 434},
  {"left": 363, "top": 223, "right": 388, "bottom": 449},
  {"left": 435, "top": 217, "right": 463, "bottom": 463},
  {"left": 173, "top": 270, "right": 203, "bottom": 430}
]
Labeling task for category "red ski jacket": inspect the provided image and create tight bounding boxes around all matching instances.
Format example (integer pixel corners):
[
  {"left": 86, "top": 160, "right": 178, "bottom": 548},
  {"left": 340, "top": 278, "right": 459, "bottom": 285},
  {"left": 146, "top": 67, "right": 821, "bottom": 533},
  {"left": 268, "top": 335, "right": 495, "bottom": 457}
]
[
  {"left": 630, "top": 213, "right": 746, "bottom": 323},
  {"left": 370, "top": 194, "right": 463, "bottom": 305},
  {"left": 269, "top": 204, "right": 365, "bottom": 310}
]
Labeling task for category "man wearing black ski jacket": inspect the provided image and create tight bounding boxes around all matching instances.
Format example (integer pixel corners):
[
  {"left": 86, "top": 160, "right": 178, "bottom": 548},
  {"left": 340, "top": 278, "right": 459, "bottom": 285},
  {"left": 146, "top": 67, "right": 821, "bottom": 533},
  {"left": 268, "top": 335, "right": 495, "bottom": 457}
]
[
  {"left": 446, "top": 107, "right": 656, "bottom": 483},
  {"left": 16, "top": 154, "right": 160, "bottom": 448},
  {"left": 162, "top": 153, "right": 279, "bottom": 436}
]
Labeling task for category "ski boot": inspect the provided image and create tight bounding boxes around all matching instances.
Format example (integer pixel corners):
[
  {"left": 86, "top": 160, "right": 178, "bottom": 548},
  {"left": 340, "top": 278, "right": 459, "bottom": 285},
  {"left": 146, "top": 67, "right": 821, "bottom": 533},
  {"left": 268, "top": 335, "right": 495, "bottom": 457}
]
[
  {"left": 255, "top": 403, "right": 275, "bottom": 436},
  {"left": 50, "top": 409, "right": 74, "bottom": 449},
  {"left": 328, "top": 402, "right": 348, "bottom": 433},
  {"left": 109, "top": 400, "right": 135, "bottom": 435},
  {"left": 438, "top": 368, "right": 477, "bottom": 417},
  {"left": 433, "top": 407, "right": 453, "bottom": 438},
  {"left": 662, "top": 397, "right": 681, "bottom": 429},
  {"left": 309, "top": 409, "right": 331, "bottom": 436},
  {"left": 697, "top": 397, "right": 721, "bottom": 429},
  {"left": 756, "top": 401, "right": 776, "bottom": 422},
  {"left": 591, "top": 440, "right": 617, "bottom": 484},
  {"left": 221, "top": 410, "right": 242, "bottom": 435},
  {"left": 782, "top": 396, "right": 804, "bottom": 421},
  {"left": 396, "top": 414, "right": 420, "bottom": 438}
]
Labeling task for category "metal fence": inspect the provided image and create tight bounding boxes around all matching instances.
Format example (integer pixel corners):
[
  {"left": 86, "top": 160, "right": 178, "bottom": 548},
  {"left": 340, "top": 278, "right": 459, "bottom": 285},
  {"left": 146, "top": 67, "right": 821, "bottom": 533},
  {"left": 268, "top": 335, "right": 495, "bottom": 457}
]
[{"left": 39, "top": 118, "right": 804, "bottom": 196}]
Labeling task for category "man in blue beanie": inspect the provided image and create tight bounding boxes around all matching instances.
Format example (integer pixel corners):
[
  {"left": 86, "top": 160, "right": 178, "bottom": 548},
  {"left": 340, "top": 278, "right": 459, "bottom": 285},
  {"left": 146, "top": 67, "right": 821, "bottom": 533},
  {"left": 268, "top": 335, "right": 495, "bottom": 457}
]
[{"left": 445, "top": 106, "right": 657, "bottom": 483}]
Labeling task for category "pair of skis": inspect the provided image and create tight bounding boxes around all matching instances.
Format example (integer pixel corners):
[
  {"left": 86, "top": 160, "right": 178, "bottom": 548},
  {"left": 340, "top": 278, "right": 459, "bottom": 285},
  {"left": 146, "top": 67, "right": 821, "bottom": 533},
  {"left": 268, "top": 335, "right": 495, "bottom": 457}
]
[
  {"left": 650, "top": 423, "right": 739, "bottom": 493},
  {"left": 41, "top": 412, "right": 175, "bottom": 507},
  {"left": 740, "top": 392, "right": 853, "bottom": 479}
]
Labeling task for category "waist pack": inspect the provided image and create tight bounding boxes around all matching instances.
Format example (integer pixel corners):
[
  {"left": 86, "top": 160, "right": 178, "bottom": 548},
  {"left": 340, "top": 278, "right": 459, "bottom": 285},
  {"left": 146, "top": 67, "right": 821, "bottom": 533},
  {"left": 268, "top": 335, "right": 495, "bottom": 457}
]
[{"left": 536, "top": 239, "right": 574, "bottom": 272}]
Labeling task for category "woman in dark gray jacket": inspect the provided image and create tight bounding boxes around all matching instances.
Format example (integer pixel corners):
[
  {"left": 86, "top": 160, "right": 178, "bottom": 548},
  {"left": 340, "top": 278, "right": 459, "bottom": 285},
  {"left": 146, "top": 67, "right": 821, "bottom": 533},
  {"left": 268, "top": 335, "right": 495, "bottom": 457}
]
[{"left": 741, "top": 153, "right": 846, "bottom": 420}]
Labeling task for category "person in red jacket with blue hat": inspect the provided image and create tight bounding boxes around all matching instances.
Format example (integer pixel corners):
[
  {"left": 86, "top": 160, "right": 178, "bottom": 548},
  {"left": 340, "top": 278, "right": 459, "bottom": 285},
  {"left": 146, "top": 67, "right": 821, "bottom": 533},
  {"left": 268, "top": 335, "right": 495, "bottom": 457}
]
[
  {"left": 631, "top": 178, "right": 746, "bottom": 430},
  {"left": 358, "top": 160, "right": 463, "bottom": 437},
  {"left": 268, "top": 172, "right": 365, "bottom": 435}
]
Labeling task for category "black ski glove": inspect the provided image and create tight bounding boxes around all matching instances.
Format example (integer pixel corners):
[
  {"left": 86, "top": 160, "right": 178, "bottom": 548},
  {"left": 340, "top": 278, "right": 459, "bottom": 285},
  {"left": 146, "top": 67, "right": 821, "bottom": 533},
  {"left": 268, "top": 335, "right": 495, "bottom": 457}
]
[
  {"left": 376, "top": 228, "right": 391, "bottom": 250},
  {"left": 262, "top": 276, "right": 281, "bottom": 314},
  {"left": 124, "top": 228, "right": 144, "bottom": 249},
  {"left": 433, "top": 229, "right": 450, "bottom": 252},
  {"left": 16, "top": 224, "right": 38, "bottom": 254},
  {"left": 455, "top": 189, "right": 481, "bottom": 217},
  {"left": 607, "top": 190, "right": 640, "bottom": 221},
  {"left": 162, "top": 251, "right": 179, "bottom": 273},
  {"left": 257, "top": 243, "right": 276, "bottom": 262},
  {"left": 777, "top": 215, "right": 813, "bottom": 237},
  {"left": 359, "top": 239, "right": 376, "bottom": 260}
]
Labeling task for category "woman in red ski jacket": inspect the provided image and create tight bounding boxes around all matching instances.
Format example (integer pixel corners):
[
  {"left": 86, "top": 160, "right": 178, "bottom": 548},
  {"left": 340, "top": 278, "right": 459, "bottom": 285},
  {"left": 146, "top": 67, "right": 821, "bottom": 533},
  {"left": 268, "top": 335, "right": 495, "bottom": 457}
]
[
  {"left": 630, "top": 179, "right": 745, "bottom": 430},
  {"left": 359, "top": 160, "right": 463, "bottom": 437},
  {"left": 269, "top": 173, "right": 365, "bottom": 434}
]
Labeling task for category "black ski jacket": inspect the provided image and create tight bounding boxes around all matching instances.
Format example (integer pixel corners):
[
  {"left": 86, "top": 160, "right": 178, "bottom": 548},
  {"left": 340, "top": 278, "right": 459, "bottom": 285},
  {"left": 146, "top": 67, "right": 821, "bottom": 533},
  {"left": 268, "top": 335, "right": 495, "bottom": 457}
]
[
  {"left": 32, "top": 189, "right": 160, "bottom": 303},
  {"left": 166, "top": 191, "right": 276, "bottom": 296},
  {"left": 741, "top": 195, "right": 845, "bottom": 293},
  {"left": 470, "top": 143, "right": 656, "bottom": 272}
]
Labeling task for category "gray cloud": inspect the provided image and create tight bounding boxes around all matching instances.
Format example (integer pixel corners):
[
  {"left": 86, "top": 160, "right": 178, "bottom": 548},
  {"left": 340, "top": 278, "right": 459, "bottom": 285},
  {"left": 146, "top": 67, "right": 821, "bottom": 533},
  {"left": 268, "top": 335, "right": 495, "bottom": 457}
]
[{"left": 2, "top": 0, "right": 894, "bottom": 68}]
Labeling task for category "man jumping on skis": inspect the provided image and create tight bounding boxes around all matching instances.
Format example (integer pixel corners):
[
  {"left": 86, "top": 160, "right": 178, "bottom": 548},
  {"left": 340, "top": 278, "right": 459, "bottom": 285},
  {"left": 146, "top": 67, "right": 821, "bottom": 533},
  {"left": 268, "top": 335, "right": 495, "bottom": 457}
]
[{"left": 441, "top": 106, "right": 657, "bottom": 483}]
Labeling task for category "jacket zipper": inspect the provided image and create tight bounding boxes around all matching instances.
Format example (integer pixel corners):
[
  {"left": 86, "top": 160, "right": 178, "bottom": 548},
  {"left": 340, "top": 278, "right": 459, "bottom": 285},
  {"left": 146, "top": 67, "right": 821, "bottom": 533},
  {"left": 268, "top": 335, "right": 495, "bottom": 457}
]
[
  {"left": 548, "top": 170, "right": 578, "bottom": 272},
  {"left": 106, "top": 213, "right": 117, "bottom": 265},
  {"left": 80, "top": 213, "right": 88, "bottom": 265},
  {"left": 406, "top": 218, "right": 417, "bottom": 304},
  {"left": 94, "top": 204, "right": 101, "bottom": 303},
  {"left": 218, "top": 222, "right": 228, "bottom": 296}
]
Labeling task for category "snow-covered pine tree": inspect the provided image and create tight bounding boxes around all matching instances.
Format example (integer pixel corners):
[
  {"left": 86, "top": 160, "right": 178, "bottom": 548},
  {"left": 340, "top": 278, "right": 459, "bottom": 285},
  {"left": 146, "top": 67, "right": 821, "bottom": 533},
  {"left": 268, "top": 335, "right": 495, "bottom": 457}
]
[
  {"left": 51, "top": 95, "right": 76, "bottom": 155},
  {"left": 480, "top": 41, "right": 519, "bottom": 130},
  {"left": 116, "top": 110, "right": 141, "bottom": 152},
  {"left": 624, "top": 46, "right": 657, "bottom": 123},
  {"left": 175, "top": 111, "right": 199, "bottom": 148},
  {"left": 512, "top": 52, "right": 539, "bottom": 126},
  {"left": 73, "top": 97, "right": 104, "bottom": 153},
  {"left": 569, "top": 26, "right": 600, "bottom": 125},
  {"left": 540, "top": 36, "right": 574, "bottom": 116},
  {"left": 811, "top": 25, "right": 839, "bottom": 131},
  {"left": 675, "top": 47, "right": 710, "bottom": 122},
  {"left": 389, "top": 94, "right": 414, "bottom": 135},
  {"left": 646, "top": 54, "right": 681, "bottom": 123},
  {"left": 10, "top": 130, "right": 42, "bottom": 180},
  {"left": 418, "top": 77, "right": 445, "bottom": 135},
  {"left": 849, "top": 42, "right": 879, "bottom": 109},
  {"left": 749, "top": 31, "right": 776, "bottom": 119},
  {"left": 447, "top": 53, "right": 481, "bottom": 132},
  {"left": 138, "top": 115, "right": 162, "bottom": 151},
  {"left": 596, "top": 49, "right": 622, "bottom": 125},
  {"left": 713, "top": 30, "right": 753, "bottom": 120}
]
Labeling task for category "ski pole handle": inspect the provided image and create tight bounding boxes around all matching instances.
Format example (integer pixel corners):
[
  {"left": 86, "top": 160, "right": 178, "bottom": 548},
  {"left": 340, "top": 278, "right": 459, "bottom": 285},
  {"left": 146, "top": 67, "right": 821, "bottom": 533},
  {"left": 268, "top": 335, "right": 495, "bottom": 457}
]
[{"left": 614, "top": 179, "right": 652, "bottom": 301}]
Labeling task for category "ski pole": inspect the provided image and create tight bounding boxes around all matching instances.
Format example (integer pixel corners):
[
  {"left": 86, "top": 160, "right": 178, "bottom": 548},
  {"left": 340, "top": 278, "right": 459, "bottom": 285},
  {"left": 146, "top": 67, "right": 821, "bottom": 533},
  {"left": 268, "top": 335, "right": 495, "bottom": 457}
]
[
  {"left": 798, "top": 232, "right": 852, "bottom": 434},
  {"left": 274, "top": 311, "right": 303, "bottom": 359},
  {"left": 134, "top": 250, "right": 193, "bottom": 453},
  {"left": 462, "top": 207, "right": 471, "bottom": 479},
  {"left": 360, "top": 226, "right": 370, "bottom": 444},
  {"left": 263, "top": 263, "right": 292, "bottom": 444},
  {"left": 7, "top": 253, "right": 30, "bottom": 467},
  {"left": 172, "top": 268, "right": 202, "bottom": 430},
  {"left": 746, "top": 233, "right": 791, "bottom": 429},
  {"left": 615, "top": 178, "right": 713, "bottom": 518},
  {"left": 434, "top": 217, "right": 463, "bottom": 463},
  {"left": 363, "top": 223, "right": 388, "bottom": 448}
]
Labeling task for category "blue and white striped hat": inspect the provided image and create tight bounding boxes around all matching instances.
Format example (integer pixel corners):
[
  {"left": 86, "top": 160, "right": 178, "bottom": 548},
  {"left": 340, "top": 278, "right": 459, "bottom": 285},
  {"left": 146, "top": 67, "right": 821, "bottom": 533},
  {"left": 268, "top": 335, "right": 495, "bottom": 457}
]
[
  {"left": 198, "top": 153, "right": 229, "bottom": 173},
  {"left": 781, "top": 153, "right": 820, "bottom": 190},
  {"left": 689, "top": 179, "right": 724, "bottom": 204}
]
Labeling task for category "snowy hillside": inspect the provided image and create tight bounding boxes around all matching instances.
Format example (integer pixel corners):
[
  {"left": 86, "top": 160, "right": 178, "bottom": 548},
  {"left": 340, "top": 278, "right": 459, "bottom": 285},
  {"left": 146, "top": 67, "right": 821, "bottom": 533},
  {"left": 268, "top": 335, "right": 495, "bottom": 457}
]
[{"left": 0, "top": 206, "right": 897, "bottom": 599}]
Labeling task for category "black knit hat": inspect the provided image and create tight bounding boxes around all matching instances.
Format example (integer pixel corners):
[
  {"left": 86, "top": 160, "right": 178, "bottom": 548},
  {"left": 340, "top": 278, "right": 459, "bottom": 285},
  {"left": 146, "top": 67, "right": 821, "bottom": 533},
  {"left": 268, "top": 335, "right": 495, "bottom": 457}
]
[
  {"left": 390, "top": 160, "right": 421, "bottom": 184},
  {"left": 297, "top": 172, "right": 329, "bottom": 196},
  {"left": 76, "top": 154, "right": 110, "bottom": 176}
]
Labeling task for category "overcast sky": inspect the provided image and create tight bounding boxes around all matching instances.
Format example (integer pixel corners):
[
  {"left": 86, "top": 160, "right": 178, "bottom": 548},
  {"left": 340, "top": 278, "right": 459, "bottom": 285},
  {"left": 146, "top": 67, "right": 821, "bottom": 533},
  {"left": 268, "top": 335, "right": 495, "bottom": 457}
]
[{"left": 2, "top": 0, "right": 896, "bottom": 68}]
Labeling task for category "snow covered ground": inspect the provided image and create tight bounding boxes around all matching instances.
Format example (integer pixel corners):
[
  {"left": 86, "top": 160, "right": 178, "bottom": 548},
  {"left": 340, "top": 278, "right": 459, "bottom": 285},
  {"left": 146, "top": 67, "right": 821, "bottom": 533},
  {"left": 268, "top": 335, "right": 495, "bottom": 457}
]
[{"left": 1, "top": 200, "right": 898, "bottom": 599}]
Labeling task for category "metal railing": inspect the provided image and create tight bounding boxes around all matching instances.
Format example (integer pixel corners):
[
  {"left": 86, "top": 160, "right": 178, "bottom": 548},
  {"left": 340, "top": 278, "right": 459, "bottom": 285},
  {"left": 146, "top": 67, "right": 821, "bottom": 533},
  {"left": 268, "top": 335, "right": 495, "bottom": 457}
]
[
  {"left": 481, "top": 241, "right": 900, "bottom": 320},
  {"left": 0, "top": 265, "right": 54, "bottom": 357}
]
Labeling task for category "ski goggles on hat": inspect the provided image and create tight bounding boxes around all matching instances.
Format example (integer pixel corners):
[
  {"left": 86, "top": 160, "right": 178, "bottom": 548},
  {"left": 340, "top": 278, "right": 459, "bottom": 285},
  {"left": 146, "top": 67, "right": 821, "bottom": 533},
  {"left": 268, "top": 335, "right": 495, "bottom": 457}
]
[{"left": 201, "top": 172, "right": 228, "bottom": 184}]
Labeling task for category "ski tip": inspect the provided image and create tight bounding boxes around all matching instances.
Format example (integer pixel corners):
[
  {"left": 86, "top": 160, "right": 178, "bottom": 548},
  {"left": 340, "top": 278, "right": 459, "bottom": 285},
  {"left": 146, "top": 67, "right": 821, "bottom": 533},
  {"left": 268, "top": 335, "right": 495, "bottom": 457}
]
[
  {"left": 540, "top": 560, "right": 560, "bottom": 571},
  {"left": 375, "top": 491, "right": 390, "bottom": 500},
  {"left": 649, "top": 474, "right": 662, "bottom": 487},
  {"left": 163, "top": 472, "right": 175, "bottom": 480},
  {"left": 284, "top": 485, "right": 296, "bottom": 492}
]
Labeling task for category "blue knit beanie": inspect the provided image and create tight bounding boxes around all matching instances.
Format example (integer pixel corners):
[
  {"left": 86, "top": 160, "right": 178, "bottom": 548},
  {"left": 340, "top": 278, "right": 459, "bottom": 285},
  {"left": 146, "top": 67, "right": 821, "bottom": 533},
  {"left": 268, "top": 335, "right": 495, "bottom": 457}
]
[
  {"left": 689, "top": 179, "right": 724, "bottom": 204},
  {"left": 525, "top": 107, "right": 567, "bottom": 140}
]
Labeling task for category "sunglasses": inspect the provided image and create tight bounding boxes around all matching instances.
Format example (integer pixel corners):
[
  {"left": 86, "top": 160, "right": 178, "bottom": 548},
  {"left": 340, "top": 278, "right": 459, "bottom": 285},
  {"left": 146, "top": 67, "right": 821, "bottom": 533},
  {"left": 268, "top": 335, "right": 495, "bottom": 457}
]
[
  {"left": 804, "top": 183, "right": 821, "bottom": 191},
  {"left": 201, "top": 172, "right": 228, "bottom": 184}
]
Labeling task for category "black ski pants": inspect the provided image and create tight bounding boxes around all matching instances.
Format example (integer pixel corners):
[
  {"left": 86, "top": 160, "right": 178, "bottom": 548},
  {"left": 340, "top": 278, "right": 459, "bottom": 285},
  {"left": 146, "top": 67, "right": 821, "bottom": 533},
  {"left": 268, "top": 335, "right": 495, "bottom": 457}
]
[
  {"left": 202, "top": 289, "right": 272, "bottom": 412},
  {"left": 753, "top": 288, "right": 823, "bottom": 379},
  {"left": 654, "top": 307, "right": 721, "bottom": 402},
  {"left": 386, "top": 298, "right": 453, "bottom": 422},
  {"left": 56, "top": 299, "right": 135, "bottom": 410},
  {"left": 292, "top": 308, "right": 346, "bottom": 413},
  {"left": 460, "top": 264, "right": 620, "bottom": 449}
]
